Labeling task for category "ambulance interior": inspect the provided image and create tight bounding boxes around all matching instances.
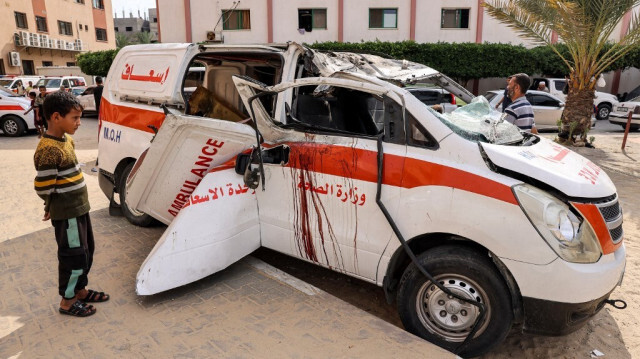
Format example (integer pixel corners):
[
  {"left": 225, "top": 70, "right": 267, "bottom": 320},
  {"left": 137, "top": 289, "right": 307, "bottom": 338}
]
[{"left": 182, "top": 53, "right": 283, "bottom": 122}]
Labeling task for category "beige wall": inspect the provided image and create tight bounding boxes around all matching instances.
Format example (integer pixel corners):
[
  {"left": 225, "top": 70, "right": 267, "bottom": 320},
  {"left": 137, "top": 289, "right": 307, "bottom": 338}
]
[
  {"left": 156, "top": 0, "right": 187, "bottom": 43},
  {"left": 1, "top": 0, "right": 116, "bottom": 75},
  {"left": 343, "top": 0, "right": 411, "bottom": 43},
  {"left": 155, "top": 0, "right": 640, "bottom": 94},
  {"left": 272, "top": 0, "right": 338, "bottom": 44}
]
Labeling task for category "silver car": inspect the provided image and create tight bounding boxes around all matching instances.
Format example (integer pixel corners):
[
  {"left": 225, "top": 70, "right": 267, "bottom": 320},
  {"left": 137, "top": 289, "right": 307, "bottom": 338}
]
[{"left": 484, "top": 90, "right": 595, "bottom": 131}]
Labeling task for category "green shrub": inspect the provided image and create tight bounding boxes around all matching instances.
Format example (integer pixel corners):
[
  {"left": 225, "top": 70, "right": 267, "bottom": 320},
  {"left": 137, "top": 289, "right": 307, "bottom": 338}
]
[{"left": 76, "top": 49, "right": 119, "bottom": 77}]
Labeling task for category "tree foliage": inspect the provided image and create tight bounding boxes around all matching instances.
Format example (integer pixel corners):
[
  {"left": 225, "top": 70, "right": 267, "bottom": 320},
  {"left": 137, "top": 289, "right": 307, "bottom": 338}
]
[
  {"left": 484, "top": 0, "right": 640, "bottom": 144},
  {"left": 310, "top": 40, "right": 640, "bottom": 83},
  {"left": 76, "top": 49, "right": 119, "bottom": 77}
]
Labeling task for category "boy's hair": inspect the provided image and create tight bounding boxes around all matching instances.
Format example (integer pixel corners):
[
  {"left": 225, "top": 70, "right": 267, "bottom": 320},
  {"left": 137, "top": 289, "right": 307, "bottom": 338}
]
[
  {"left": 42, "top": 91, "right": 84, "bottom": 122},
  {"left": 39, "top": 85, "right": 46, "bottom": 90},
  {"left": 28, "top": 92, "right": 36, "bottom": 98},
  {"left": 95, "top": 76, "right": 103, "bottom": 84}
]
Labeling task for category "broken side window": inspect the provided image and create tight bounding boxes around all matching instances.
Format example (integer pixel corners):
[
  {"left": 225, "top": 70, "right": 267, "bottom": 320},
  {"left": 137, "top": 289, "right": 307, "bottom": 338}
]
[{"left": 286, "top": 85, "right": 383, "bottom": 138}]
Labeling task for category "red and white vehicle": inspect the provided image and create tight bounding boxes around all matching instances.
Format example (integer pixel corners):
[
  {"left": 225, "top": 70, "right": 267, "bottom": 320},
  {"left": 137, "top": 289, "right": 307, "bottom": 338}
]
[
  {"left": 34, "top": 76, "right": 86, "bottom": 94},
  {"left": 99, "top": 43, "right": 626, "bottom": 357},
  {"left": 0, "top": 86, "right": 35, "bottom": 136}
]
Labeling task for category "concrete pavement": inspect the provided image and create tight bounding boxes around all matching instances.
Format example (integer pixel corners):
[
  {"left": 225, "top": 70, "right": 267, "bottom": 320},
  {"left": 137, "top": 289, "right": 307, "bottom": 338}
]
[{"left": 0, "top": 208, "right": 454, "bottom": 358}]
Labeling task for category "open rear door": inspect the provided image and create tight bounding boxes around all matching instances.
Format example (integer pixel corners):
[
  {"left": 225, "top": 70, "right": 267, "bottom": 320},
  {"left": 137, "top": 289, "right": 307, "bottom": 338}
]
[
  {"left": 136, "top": 166, "right": 259, "bottom": 295},
  {"left": 125, "top": 113, "right": 255, "bottom": 224}
]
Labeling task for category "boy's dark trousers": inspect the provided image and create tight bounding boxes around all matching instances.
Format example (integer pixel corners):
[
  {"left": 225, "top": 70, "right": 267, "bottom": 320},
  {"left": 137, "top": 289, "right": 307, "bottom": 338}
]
[{"left": 52, "top": 213, "right": 94, "bottom": 299}]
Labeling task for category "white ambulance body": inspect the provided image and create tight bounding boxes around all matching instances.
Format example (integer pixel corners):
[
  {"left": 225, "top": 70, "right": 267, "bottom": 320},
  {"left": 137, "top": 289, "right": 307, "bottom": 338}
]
[{"left": 99, "top": 43, "right": 625, "bottom": 357}]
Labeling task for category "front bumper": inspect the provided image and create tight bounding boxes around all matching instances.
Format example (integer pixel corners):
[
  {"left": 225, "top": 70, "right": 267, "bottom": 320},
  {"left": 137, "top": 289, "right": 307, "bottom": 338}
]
[
  {"left": 609, "top": 113, "right": 639, "bottom": 125},
  {"left": 522, "top": 290, "right": 612, "bottom": 335}
]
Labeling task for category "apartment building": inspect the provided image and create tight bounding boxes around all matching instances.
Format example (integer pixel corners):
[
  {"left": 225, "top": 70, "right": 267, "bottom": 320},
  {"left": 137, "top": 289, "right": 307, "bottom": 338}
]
[
  {"left": 156, "top": 0, "right": 640, "bottom": 95},
  {"left": 1, "top": 0, "right": 116, "bottom": 75}
]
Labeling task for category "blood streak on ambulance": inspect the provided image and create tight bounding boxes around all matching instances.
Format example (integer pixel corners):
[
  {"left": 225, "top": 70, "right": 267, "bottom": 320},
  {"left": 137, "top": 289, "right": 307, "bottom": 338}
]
[{"left": 168, "top": 139, "right": 224, "bottom": 217}]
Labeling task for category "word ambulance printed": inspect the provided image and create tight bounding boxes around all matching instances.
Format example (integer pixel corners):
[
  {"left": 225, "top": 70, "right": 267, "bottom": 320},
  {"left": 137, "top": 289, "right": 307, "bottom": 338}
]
[{"left": 168, "top": 138, "right": 225, "bottom": 217}]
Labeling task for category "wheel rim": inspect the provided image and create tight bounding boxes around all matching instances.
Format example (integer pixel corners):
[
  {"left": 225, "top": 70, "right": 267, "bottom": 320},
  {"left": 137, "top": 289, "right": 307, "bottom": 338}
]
[
  {"left": 4, "top": 120, "right": 18, "bottom": 135},
  {"left": 415, "top": 274, "right": 491, "bottom": 342},
  {"left": 598, "top": 107, "right": 610, "bottom": 118}
]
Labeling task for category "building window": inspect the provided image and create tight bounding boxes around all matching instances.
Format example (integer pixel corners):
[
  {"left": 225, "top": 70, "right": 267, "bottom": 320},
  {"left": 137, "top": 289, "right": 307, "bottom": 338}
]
[
  {"left": 75, "top": 0, "right": 85, "bottom": 3},
  {"left": 222, "top": 9, "right": 251, "bottom": 30},
  {"left": 441, "top": 9, "right": 470, "bottom": 29},
  {"left": 36, "top": 16, "right": 48, "bottom": 32},
  {"left": 85, "top": 25, "right": 88, "bottom": 31},
  {"left": 96, "top": 28, "right": 107, "bottom": 41},
  {"left": 67, "top": 62, "right": 76, "bottom": 66},
  {"left": 153, "top": 17, "right": 157, "bottom": 23},
  {"left": 369, "top": 8, "right": 397, "bottom": 29},
  {"left": 125, "top": 26, "right": 133, "bottom": 31},
  {"left": 92, "top": 0, "right": 104, "bottom": 9},
  {"left": 298, "top": 9, "right": 327, "bottom": 31},
  {"left": 15, "top": 12, "right": 28, "bottom": 29},
  {"left": 42, "top": 61, "right": 53, "bottom": 67},
  {"left": 114, "top": 26, "right": 119, "bottom": 32},
  {"left": 58, "top": 20, "right": 73, "bottom": 36}
]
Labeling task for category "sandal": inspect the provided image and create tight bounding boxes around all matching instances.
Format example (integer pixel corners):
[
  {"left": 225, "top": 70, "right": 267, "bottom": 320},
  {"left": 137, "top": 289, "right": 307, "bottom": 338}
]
[
  {"left": 59, "top": 301, "right": 96, "bottom": 317},
  {"left": 79, "top": 289, "right": 110, "bottom": 303}
]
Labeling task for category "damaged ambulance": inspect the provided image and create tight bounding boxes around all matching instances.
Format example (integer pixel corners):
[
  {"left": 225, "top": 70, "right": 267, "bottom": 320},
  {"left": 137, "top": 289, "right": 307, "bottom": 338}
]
[{"left": 98, "top": 43, "right": 626, "bottom": 357}]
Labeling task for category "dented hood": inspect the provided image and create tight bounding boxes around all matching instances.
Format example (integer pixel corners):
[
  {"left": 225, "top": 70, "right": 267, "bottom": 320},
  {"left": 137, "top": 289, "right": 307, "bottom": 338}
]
[
  {"left": 480, "top": 137, "right": 616, "bottom": 199},
  {"left": 309, "top": 50, "right": 474, "bottom": 103}
]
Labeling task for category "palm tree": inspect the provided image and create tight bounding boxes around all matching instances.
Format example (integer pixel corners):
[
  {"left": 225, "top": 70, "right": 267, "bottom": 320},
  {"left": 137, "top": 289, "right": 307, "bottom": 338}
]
[
  {"left": 484, "top": 0, "right": 640, "bottom": 144},
  {"left": 136, "top": 31, "right": 153, "bottom": 44},
  {"left": 115, "top": 33, "right": 130, "bottom": 48}
]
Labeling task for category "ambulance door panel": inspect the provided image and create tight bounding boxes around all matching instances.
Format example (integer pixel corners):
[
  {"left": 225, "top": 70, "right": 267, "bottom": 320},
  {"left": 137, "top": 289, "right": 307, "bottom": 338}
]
[
  {"left": 136, "top": 167, "right": 259, "bottom": 295},
  {"left": 125, "top": 114, "right": 255, "bottom": 225}
]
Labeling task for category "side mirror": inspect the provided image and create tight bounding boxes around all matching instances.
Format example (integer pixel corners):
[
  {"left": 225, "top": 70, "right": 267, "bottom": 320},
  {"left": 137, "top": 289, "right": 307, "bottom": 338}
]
[{"left": 559, "top": 102, "right": 565, "bottom": 108}]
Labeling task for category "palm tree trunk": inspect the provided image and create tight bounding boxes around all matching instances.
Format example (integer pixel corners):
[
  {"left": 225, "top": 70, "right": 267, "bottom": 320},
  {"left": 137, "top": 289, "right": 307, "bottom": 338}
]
[{"left": 559, "top": 83, "right": 594, "bottom": 144}]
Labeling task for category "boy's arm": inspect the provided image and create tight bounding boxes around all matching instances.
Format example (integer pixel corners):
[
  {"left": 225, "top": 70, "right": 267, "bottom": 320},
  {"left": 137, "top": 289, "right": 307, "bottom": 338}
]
[
  {"left": 24, "top": 106, "right": 33, "bottom": 115},
  {"left": 34, "top": 147, "right": 62, "bottom": 215}
]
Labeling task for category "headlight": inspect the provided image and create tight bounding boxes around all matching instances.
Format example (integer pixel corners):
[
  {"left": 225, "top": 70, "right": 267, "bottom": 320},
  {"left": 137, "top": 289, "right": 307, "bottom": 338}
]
[{"left": 513, "top": 184, "right": 602, "bottom": 263}]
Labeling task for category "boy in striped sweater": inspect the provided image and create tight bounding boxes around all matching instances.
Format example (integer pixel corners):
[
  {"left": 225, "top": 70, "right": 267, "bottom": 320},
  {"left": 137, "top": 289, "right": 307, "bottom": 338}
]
[{"left": 34, "top": 91, "right": 109, "bottom": 317}]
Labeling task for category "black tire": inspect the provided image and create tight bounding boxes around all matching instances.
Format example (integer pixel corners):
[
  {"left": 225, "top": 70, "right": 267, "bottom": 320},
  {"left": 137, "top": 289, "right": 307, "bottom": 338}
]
[
  {"left": 596, "top": 104, "right": 611, "bottom": 120},
  {"left": 397, "top": 246, "right": 513, "bottom": 357},
  {"left": 2, "top": 116, "right": 27, "bottom": 137},
  {"left": 118, "top": 162, "right": 154, "bottom": 227}
]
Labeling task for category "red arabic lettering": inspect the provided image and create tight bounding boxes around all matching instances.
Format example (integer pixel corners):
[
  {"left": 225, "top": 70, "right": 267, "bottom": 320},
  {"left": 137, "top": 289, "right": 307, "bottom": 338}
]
[
  {"left": 296, "top": 177, "right": 366, "bottom": 206},
  {"left": 121, "top": 64, "right": 171, "bottom": 84}
]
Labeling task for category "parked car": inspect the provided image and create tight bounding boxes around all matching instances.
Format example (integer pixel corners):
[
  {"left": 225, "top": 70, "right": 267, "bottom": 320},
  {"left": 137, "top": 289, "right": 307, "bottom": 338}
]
[
  {"left": 485, "top": 89, "right": 595, "bottom": 130},
  {"left": 0, "top": 75, "right": 42, "bottom": 94},
  {"left": 406, "top": 87, "right": 458, "bottom": 113},
  {"left": 609, "top": 95, "right": 640, "bottom": 131},
  {"left": 98, "top": 43, "right": 626, "bottom": 357},
  {"left": 35, "top": 76, "right": 87, "bottom": 94},
  {"left": 530, "top": 77, "right": 618, "bottom": 120},
  {"left": 71, "top": 86, "right": 87, "bottom": 96},
  {"left": 0, "top": 86, "right": 35, "bottom": 136},
  {"left": 74, "top": 85, "right": 97, "bottom": 114}
]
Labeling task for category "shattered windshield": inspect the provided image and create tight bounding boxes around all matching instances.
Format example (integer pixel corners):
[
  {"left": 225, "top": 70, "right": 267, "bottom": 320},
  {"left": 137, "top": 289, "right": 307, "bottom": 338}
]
[{"left": 431, "top": 96, "right": 524, "bottom": 145}]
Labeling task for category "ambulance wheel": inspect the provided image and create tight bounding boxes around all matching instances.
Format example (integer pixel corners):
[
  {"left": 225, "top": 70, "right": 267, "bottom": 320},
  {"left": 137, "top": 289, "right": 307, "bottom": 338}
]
[
  {"left": 396, "top": 245, "right": 512, "bottom": 357},
  {"left": 119, "top": 162, "right": 154, "bottom": 227},
  {"left": 2, "top": 116, "right": 26, "bottom": 137}
]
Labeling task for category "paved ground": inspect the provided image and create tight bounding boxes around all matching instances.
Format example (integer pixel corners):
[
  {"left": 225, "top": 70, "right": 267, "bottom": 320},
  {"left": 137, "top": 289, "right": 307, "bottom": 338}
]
[{"left": 0, "top": 122, "right": 453, "bottom": 358}]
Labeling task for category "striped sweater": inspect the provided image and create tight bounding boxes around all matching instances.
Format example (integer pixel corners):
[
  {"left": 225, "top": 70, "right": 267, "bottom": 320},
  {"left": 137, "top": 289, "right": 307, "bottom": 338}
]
[{"left": 34, "top": 133, "right": 90, "bottom": 220}]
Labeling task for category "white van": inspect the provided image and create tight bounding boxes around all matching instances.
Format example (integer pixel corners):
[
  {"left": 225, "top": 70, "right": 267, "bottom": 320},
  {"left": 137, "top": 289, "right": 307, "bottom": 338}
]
[
  {"left": 0, "top": 75, "right": 43, "bottom": 94},
  {"left": 35, "top": 76, "right": 86, "bottom": 94},
  {"left": 99, "top": 43, "right": 626, "bottom": 357}
]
